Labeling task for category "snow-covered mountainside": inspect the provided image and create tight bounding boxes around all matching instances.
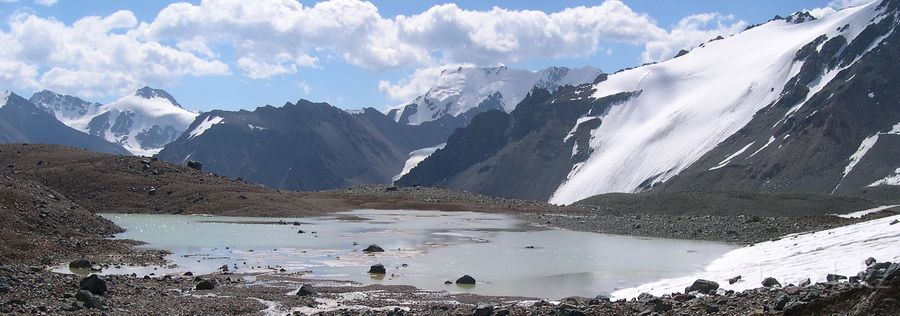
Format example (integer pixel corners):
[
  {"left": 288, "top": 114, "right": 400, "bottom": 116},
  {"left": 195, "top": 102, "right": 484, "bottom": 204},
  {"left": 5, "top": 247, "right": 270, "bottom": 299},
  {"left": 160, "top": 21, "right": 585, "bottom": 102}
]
[
  {"left": 393, "top": 143, "right": 445, "bottom": 182},
  {"left": 0, "top": 91, "right": 130, "bottom": 155},
  {"left": 399, "top": 0, "right": 900, "bottom": 204},
  {"left": 31, "top": 87, "right": 198, "bottom": 156},
  {"left": 29, "top": 90, "right": 101, "bottom": 124},
  {"left": 387, "top": 66, "right": 603, "bottom": 125}
]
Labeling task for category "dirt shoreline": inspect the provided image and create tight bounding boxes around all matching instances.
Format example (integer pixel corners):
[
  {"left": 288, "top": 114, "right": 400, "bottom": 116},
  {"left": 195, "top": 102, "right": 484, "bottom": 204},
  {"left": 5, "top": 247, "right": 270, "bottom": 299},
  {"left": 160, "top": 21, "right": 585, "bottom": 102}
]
[{"left": 2, "top": 144, "right": 900, "bottom": 315}]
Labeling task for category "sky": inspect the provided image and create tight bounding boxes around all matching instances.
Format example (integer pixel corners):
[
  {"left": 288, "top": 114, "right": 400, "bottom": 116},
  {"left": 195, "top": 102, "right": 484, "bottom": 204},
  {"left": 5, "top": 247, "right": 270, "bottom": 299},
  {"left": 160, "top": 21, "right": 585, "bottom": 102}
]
[{"left": 0, "top": 0, "right": 872, "bottom": 112}]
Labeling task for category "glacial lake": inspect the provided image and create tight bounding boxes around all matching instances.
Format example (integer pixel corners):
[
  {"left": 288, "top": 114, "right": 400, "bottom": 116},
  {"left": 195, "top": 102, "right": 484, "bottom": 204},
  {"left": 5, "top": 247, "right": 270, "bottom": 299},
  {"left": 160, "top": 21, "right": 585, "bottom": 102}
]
[{"left": 90, "top": 210, "right": 735, "bottom": 299}]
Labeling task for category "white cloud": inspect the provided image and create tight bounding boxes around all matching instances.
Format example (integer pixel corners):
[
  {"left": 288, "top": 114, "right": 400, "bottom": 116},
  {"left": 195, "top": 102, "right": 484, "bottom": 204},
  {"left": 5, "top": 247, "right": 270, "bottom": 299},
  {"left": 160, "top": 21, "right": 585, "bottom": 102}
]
[
  {"left": 641, "top": 13, "right": 747, "bottom": 62},
  {"left": 34, "top": 0, "right": 57, "bottom": 7},
  {"left": 297, "top": 80, "right": 311, "bottom": 94},
  {"left": 0, "top": 10, "right": 229, "bottom": 98}
]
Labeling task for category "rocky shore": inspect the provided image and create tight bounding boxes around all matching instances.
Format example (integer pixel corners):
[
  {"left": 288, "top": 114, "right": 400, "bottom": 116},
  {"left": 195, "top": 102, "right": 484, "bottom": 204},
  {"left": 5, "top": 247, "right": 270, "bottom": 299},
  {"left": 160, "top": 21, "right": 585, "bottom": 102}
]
[{"left": 2, "top": 144, "right": 900, "bottom": 315}]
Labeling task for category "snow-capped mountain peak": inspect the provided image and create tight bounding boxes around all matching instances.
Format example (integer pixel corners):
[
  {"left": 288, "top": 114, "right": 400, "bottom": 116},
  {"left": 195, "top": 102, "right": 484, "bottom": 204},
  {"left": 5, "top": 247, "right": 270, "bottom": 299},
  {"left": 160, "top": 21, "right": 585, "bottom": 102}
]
[
  {"left": 29, "top": 87, "right": 198, "bottom": 156},
  {"left": 388, "top": 65, "right": 603, "bottom": 125},
  {"left": 1, "top": 90, "right": 9, "bottom": 108},
  {"left": 135, "top": 86, "right": 183, "bottom": 108},
  {"left": 29, "top": 90, "right": 102, "bottom": 123}
]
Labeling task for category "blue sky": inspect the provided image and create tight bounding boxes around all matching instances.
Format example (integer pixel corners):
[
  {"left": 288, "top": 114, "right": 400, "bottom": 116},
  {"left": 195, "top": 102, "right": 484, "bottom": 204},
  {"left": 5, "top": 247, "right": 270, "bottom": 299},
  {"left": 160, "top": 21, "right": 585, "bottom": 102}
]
[{"left": 0, "top": 0, "right": 850, "bottom": 111}]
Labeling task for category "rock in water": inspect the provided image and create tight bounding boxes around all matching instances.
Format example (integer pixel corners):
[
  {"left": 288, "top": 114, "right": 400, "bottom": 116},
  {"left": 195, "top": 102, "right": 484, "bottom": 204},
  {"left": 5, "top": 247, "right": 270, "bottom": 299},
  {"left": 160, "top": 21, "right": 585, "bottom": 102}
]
[
  {"left": 195, "top": 280, "right": 216, "bottom": 290},
  {"left": 685, "top": 279, "right": 719, "bottom": 294},
  {"left": 762, "top": 277, "right": 781, "bottom": 287},
  {"left": 728, "top": 275, "right": 741, "bottom": 284},
  {"left": 69, "top": 259, "right": 92, "bottom": 270},
  {"left": 368, "top": 264, "right": 386, "bottom": 274},
  {"left": 456, "top": 275, "right": 476, "bottom": 285},
  {"left": 363, "top": 244, "right": 385, "bottom": 252},
  {"left": 79, "top": 275, "right": 107, "bottom": 295},
  {"left": 296, "top": 284, "right": 315, "bottom": 296}
]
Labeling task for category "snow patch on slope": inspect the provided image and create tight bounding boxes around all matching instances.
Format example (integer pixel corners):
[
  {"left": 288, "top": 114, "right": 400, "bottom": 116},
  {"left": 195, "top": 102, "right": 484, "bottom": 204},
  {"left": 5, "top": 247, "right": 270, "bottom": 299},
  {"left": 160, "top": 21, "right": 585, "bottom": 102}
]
[
  {"left": 869, "top": 168, "right": 900, "bottom": 186},
  {"left": 612, "top": 214, "right": 900, "bottom": 299},
  {"left": 709, "top": 142, "right": 755, "bottom": 171},
  {"left": 393, "top": 143, "right": 446, "bottom": 182},
  {"left": 549, "top": 2, "right": 881, "bottom": 204},
  {"left": 835, "top": 204, "right": 900, "bottom": 218},
  {"left": 189, "top": 116, "right": 225, "bottom": 140}
]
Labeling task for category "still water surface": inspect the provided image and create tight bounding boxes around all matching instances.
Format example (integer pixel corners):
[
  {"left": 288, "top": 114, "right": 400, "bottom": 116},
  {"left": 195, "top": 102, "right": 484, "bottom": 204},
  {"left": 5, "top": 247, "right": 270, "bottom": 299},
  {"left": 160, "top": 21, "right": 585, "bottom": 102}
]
[{"left": 94, "top": 210, "right": 735, "bottom": 299}]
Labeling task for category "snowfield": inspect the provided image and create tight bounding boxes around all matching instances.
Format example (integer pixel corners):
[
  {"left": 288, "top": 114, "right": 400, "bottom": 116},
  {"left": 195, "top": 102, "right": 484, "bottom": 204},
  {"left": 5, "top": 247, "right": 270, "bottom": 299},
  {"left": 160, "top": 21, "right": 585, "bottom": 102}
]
[
  {"left": 389, "top": 66, "right": 601, "bottom": 125},
  {"left": 550, "top": 2, "right": 884, "bottom": 204},
  {"left": 612, "top": 214, "right": 900, "bottom": 299},
  {"left": 0, "top": 90, "right": 9, "bottom": 109},
  {"left": 393, "top": 143, "right": 446, "bottom": 182}
]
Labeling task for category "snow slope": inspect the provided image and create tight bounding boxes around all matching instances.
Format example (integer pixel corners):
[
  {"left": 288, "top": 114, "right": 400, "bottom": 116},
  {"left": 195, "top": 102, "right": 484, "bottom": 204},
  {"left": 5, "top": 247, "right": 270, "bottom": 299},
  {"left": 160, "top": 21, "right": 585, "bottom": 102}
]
[
  {"left": 835, "top": 205, "right": 899, "bottom": 218},
  {"left": 389, "top": 66, "right": 601, "bottom": 125},
  {"left": 612, "top": 213, "right": 900, "bottom": 299},
  {"left": 392, "top": 143, "right": 445, "bottom": 182},
  {"left": 550, "top": 2, "right": 884, "bottom": 204},
  {"left": 0, "top": 91, "right": 8, "bottom": 108},
  {"left": 29, "top": 90, "right": 101, "bottom": 124}
]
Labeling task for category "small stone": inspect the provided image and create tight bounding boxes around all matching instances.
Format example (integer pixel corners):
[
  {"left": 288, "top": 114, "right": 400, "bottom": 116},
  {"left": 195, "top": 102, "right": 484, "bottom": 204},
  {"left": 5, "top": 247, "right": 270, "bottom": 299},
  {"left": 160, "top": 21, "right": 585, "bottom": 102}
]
[
  {"left": 368, "top": 264, "right": 386, "bottom": 274},
  {"left": 685, "top": 279, "right": 719, "bottom": 294},
  {"left": 762, "top": 277, "right": 781, "bottom": 287},
  {"left": 444, "top": 280, "right": 452, "bottom": 285},
  {"left": 474, "top": 304, "right": 493, "bottom": 316},
  {"left": 296, "top": 284, "right": 315, "bottom": 296},
  {"left": 703, "top": 303, "right": 720, "bottom": 313},
  {"left": 784, "top": 286, "right": 801, "bottom": 295},
  {"left": 69, "top": 259, "right": 92, "bottom": 270},
  {"left": 728, "top": 275, "right": 742, "bottom": 284},
  {"left": 195, "top": 280, "right": 216, "bottom": 290},
  {"left": 183, "top": 271, "right": 193, "bottom": 276},
  {"left": 865, "top": 257, "right": 877, "bottom": 266},
  {"left": 456, "top": 275, "right": 476, "bottom": 285},
  {"left": 799, "top": 278, "right": 811, "bottom": 287},
  {"left": 773, "top": 293, "right": 791, "bottom": 311},
  {"left": 826, "top": 274, "right": 847, "bottom": 282},
  {"left": 74, "top": 290, "right": 102, "bottom": 309},
  {"left": 363, "top": 244, "right": 385, "bottom": 253}
]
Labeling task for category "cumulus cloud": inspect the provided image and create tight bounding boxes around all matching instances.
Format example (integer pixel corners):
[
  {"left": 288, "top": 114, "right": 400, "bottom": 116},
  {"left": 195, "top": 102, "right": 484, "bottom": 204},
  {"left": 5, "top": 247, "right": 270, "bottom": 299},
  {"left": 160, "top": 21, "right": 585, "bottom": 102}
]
[{"left": 0, "top": 10, "right": 228, "bottom": 98}]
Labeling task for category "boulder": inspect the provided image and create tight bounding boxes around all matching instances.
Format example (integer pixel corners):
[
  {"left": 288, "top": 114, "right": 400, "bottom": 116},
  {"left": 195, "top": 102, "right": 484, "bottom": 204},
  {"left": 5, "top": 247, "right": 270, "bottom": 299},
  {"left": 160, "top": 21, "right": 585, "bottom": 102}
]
[
  {"left": 195, "top": 279, "right": 216, "bottom": 290},
  {"left": 296, "top": 284, "right": 315, "bottom": 296},
  {"left": 74, "top": 290, "right": 102, "bottom": 309},
  {"left": 69, "top": 259, "right": 92, "bottom": 270},
  {"left": 882, "top": 262, "right": 900, "bottom": 282},
  {"left": 728, "top": 275, "right": 742, "bottom": 284},
  {"left": 762, "top": 277, "right": 781, "bottom": 287},
  {"left": 186, "top": 160, "right": 202, "bottom": 171},
  {"left": 368, "top": 264, "right": 386, "bottom": 274},
  {"left": 799, "top": 278, "right": 811, "bottom": 287},
  {"left": 685, "top": 279, "right": 719, "bottom": 294},
  {"left": 865, "top": 257, "right": 877, "bottom": 266},
  {"left": 456, "top": 275, "right": 476, "bottom": 285},
  {"left": 474, "top": 303, "right": 494, "bottom": 316},
  {"left": 363, "top": 244, "right": 385, "bottom": 253},
  {"left": 183, "top": 271, "right": 193, "bottom": 276},
  {"left": 773, "top": 293, "right": 791, "bottom": 311},
  {"left": 79, "top": 275, "right": 107, "bottom": 296}
]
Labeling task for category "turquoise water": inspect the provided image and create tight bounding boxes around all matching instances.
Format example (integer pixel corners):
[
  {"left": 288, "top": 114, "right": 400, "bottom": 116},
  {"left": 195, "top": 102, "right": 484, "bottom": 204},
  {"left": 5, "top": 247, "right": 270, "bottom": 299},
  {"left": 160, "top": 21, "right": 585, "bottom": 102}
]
[{"left": 90, "top": 210, "right": 734, "bottom": 299}]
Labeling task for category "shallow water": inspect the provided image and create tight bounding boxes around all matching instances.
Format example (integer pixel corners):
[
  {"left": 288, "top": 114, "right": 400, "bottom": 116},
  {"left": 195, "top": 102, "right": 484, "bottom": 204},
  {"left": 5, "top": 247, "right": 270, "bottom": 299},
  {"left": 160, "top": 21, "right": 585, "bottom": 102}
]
[{"left": 84, "top": 210, "right": 734, "bottom": 299}]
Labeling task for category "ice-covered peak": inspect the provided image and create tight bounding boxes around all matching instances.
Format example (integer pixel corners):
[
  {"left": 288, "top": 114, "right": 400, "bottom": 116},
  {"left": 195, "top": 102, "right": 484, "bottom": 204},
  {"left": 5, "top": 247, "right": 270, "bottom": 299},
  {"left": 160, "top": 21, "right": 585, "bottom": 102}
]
[
  {"left": 786, "top": 11, "right": 817, "bottom": 24},
  {"left": 389, "top": 65, "right": 603, "bottom": 125},
  {"left": 135, "top": 86, "right": 182, "bottom": 108},
  {"left": 29, "top": 90, "right": 101, "bottom": 122},
  {"left": 0, "top": 90, "right": 9, "bottom": 108}
]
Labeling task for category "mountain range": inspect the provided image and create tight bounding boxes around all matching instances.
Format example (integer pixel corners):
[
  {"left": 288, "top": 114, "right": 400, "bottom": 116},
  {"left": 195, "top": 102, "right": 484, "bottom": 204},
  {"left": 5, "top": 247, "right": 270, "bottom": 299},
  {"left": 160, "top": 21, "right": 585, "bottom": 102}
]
[
  {"left": 398, "top": 1, "right": 900, "bottom": 204},
  {"left": 1, "top": 1, "right": 898, "bottom": 203}
]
